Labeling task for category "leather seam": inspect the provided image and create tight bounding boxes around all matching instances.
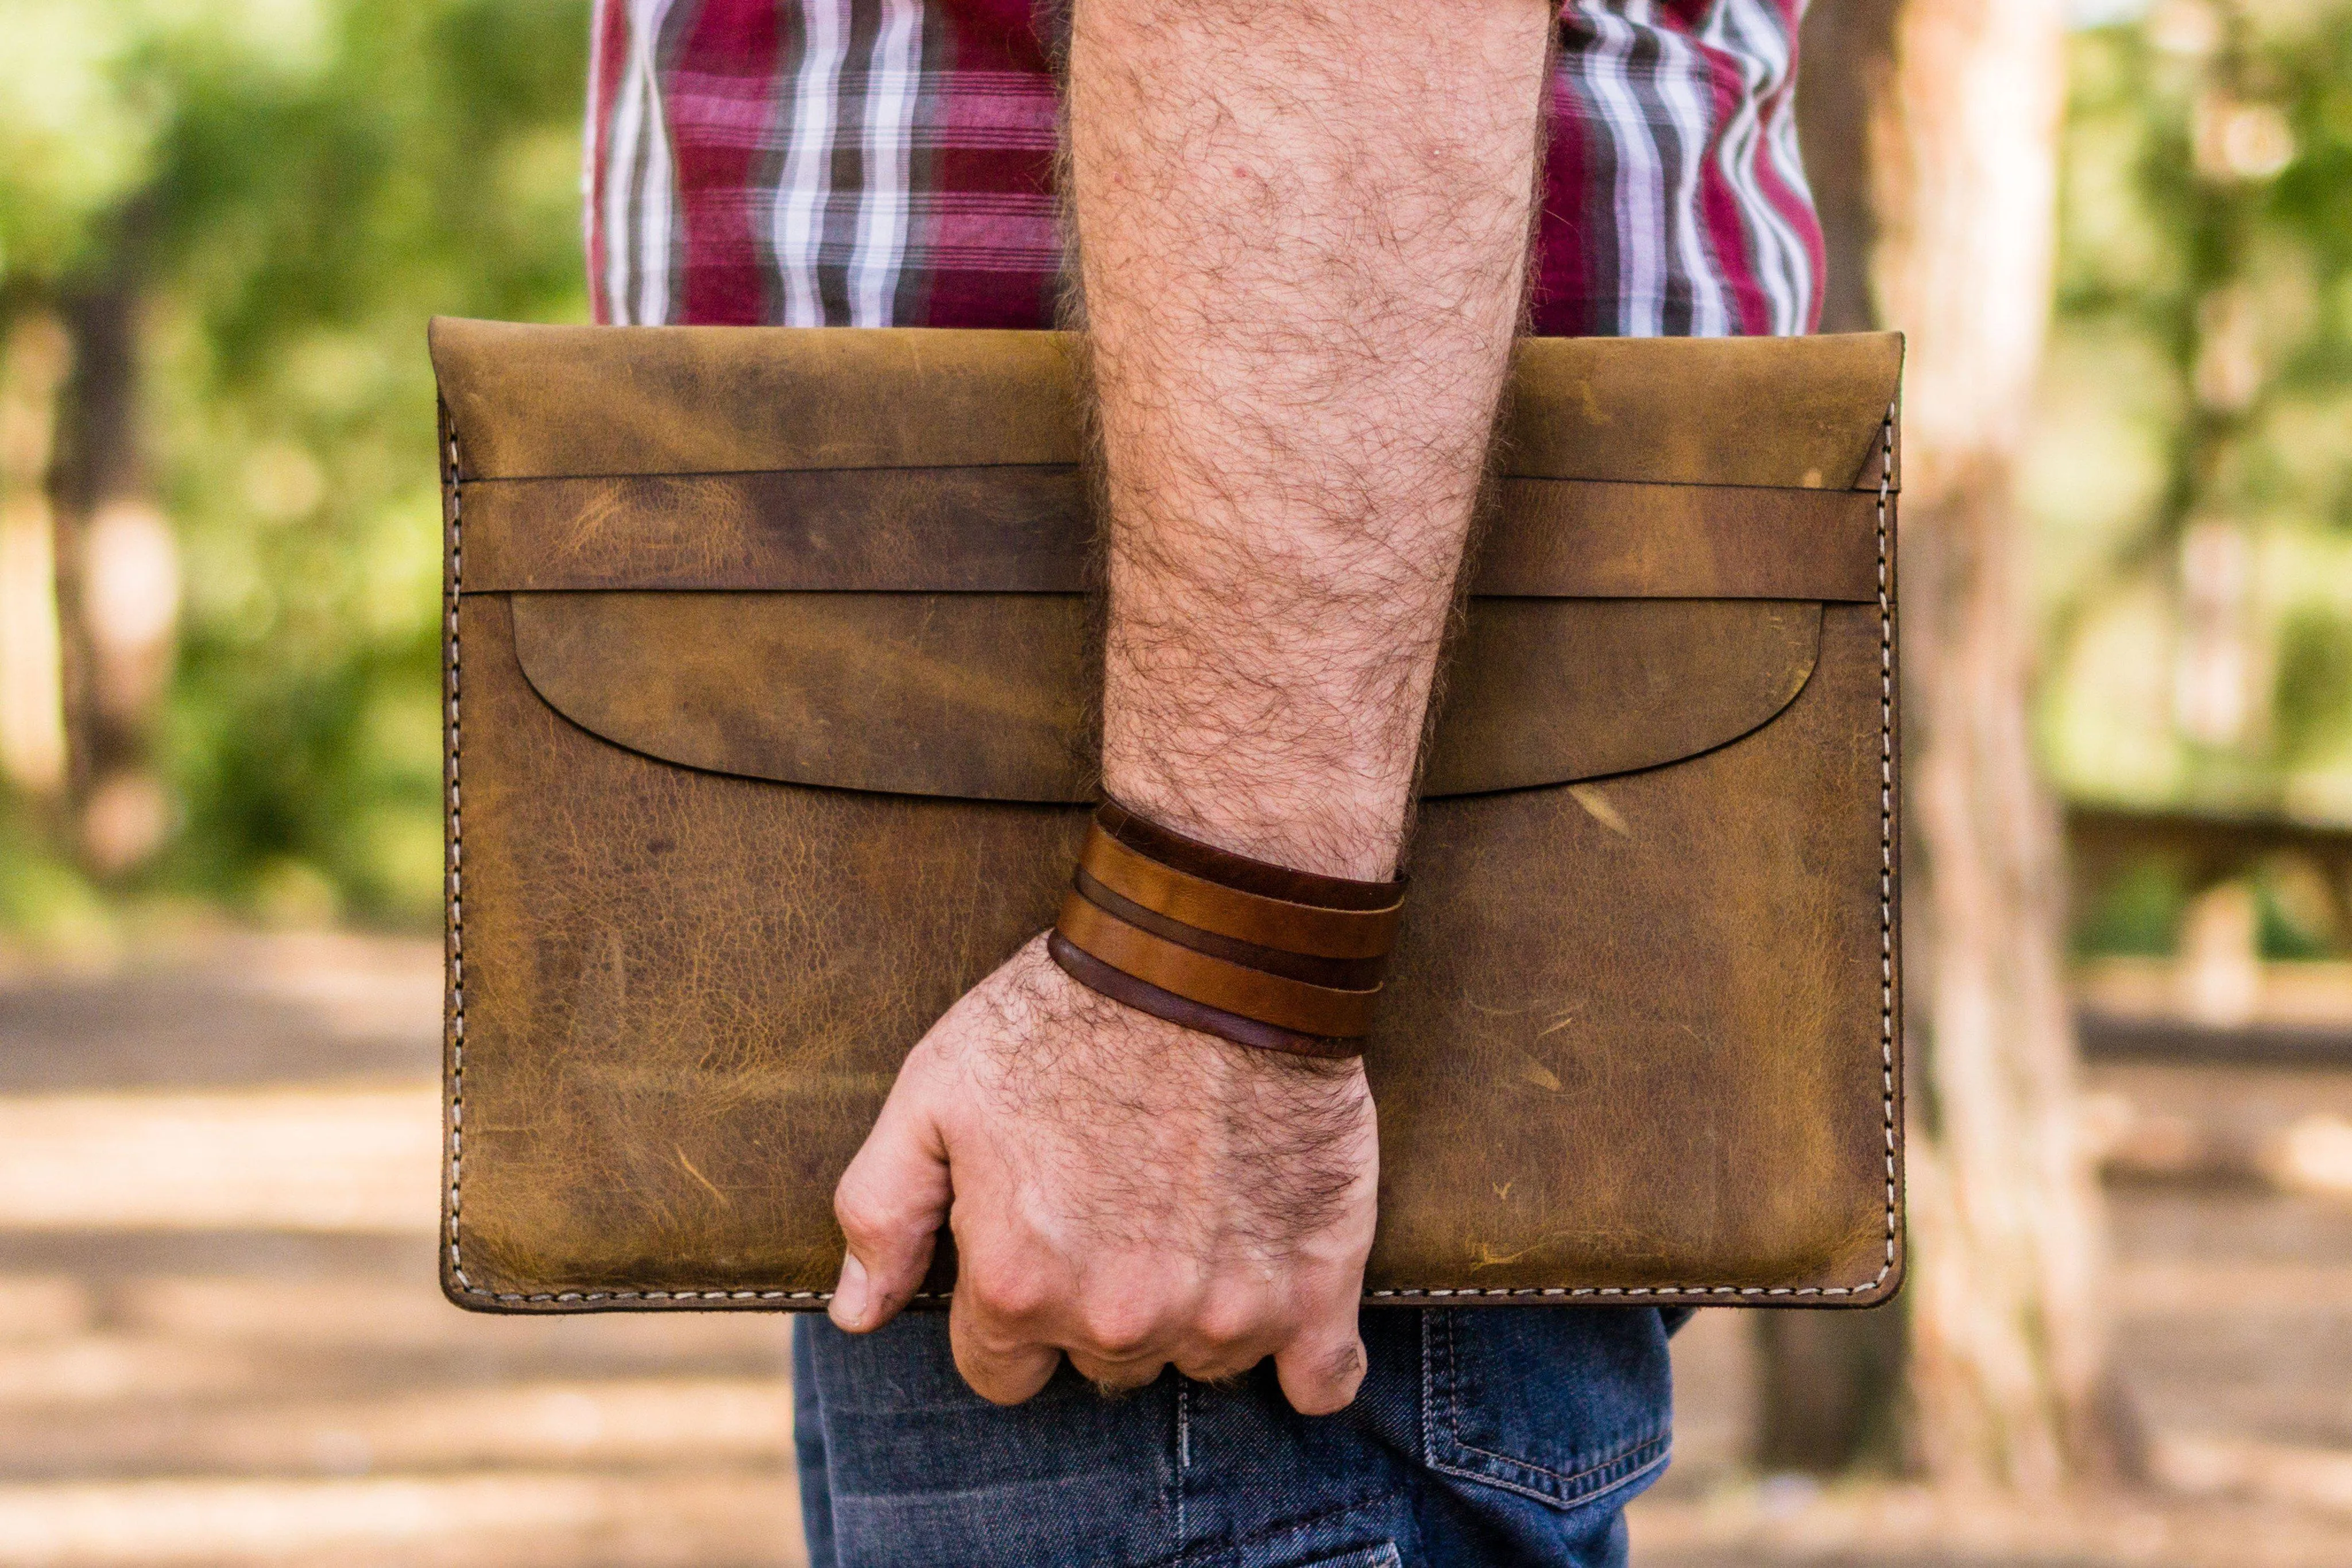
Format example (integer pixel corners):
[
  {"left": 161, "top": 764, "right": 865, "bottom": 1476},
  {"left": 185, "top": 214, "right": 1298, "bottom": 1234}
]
[
  {"left": 444, "top": 414, "right": 474, "bottom": 1302},
  {"left": 442, "top": 409, "right": 1901, "bottom": 1310}
]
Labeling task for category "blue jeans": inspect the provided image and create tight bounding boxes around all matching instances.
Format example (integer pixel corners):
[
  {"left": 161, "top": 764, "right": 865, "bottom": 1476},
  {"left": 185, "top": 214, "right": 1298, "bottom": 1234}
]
[{"left": 793, "top": 1305, "right": 1678, "bottom": 1567}]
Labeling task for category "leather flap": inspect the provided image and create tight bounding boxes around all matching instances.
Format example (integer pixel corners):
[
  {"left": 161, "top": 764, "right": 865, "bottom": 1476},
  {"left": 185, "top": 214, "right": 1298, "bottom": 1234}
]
[
  {"left": 439, "top": 320, "right": 1893, "bottom": 800},
  {"left": 430, "top": 319, "right": 1902, "bottom": 490},
  {"left": 508, "top": 591, "right": 1824, "bottom": 800}
]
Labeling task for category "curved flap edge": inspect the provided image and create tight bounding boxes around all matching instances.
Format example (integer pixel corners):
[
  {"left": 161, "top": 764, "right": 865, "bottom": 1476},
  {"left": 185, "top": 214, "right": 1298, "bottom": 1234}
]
[{"left": 507, "top": 593, "right": 1824, "bottom": 802}]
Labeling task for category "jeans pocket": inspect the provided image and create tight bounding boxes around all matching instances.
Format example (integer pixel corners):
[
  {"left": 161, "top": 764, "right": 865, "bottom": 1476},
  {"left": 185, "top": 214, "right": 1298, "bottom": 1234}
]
[{"left": 1419, "top": 1307, "right": 1673, "bottom": 1510}]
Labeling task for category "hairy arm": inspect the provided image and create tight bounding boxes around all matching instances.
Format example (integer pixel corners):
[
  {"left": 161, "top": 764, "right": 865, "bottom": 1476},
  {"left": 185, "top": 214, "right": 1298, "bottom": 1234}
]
[{"left": 829, "top": 0, "right": 1553, "bottom": 1412}]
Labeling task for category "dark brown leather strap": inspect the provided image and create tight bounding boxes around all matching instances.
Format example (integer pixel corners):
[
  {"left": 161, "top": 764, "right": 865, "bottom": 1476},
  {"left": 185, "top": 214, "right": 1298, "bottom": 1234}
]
[
  {"left": 1078, "top": 823, "right": 1402, "bottom": 959},
  {"left": 1046, "top": 933, "right": 1359, "bottom": 1059},
  {"left": 1054, "top": 895, "right": 1379, "bottom": 1039}
]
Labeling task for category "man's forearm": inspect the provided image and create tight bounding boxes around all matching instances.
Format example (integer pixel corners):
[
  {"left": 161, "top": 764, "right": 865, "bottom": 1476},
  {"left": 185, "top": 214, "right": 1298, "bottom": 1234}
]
[
  {"left": 833, "top": 0, "right": 1557, "bottom": 1411},
  {"left": 1071, "top": 0, "right": 1554, "bottom": 881}
]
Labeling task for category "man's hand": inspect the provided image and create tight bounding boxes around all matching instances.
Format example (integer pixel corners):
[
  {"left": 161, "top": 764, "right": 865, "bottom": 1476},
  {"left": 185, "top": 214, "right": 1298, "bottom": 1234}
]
[
  {"left": 829, "top": 0, "right": 1550, "bottom": 1411},
  {"left": 829, "top": 935, "right": 1377, "bottom": 1414}
]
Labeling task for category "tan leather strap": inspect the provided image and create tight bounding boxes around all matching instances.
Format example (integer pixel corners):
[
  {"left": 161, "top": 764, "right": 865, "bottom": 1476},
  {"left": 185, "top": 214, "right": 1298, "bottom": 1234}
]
[
  {"left": 1054, "top": 893, "right": 1378, "bottom": 1040},
  {"left": 1078, "top": 823, "right": 1403, "bottom": 960}
]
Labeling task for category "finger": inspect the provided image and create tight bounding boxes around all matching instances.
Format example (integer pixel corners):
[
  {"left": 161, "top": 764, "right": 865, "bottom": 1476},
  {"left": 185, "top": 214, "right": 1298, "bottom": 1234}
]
[
  {"left": 829, "top": 1090, "right": 951, "bottom": 1334},
  {"left": 1169, "top": 1348, "right": 1266, "bottom": 1386},
  {"left": 1272, "top": 1309, "right": 1368, "bottom": 1416},
  {"left": 1170, "top": 1287, "right": 1283, "bottom": 1385},
  {"left": 1066, "top": 1348, "right": 1170, "bottom": 1393},
  {"left": 1172, "top": 1334, "right": 1279, "bottom": 1386},
  {"left": 949, "top": 1284, "right": 1063, "bottom": 1406},
  {"left": 1056, "top": 1273, "right": 1191, "bottom": 1392}
]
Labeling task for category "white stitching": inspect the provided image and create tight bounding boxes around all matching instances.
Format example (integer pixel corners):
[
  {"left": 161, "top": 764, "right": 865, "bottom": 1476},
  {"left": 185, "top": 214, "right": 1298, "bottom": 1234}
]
[
  {"left": 441, "top": 414, "right": 1901, "bottom": 1310},
  {"left": 446, "top": 417, "right": 471, "bottom": 1300}
]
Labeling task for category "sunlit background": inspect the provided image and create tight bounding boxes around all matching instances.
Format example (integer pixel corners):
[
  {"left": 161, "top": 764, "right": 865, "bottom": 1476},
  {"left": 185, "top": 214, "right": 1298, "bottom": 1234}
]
[{"left": 0, "top": 0, "right": 2349, "bottom": 1563}]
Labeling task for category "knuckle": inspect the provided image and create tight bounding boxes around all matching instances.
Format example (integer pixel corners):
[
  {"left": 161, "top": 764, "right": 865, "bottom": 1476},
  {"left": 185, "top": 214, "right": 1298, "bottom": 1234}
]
[
  {"left": 961, "top": 1262, "right": 1051, "bottom": 1325},
  {"left": 1077, "top": 1295, "right": 1163, "bottom": 1360},
  {"left": 953, "top": 1350, "right": 1032, "bottom": 1406},
  {"left": 830, "top": 1176, "right": 899, "bottom": 1248},
  {"left": 950, "top": 1315, "right": 1057, "bottom": 1405},
  {"left": 1193, "top": 1290, "right": 1271, "bottom": 1353}
]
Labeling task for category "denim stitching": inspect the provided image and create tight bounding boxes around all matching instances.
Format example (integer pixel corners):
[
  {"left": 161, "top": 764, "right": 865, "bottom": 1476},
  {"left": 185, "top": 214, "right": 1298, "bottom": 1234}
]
[
  {"left": 1426, "top": 1310, "right": 1673, "bottom": 1499},
  {"left": 1426, "top": 1438, "right": 1672, "bottom": 1514},
  {"left": 1176, "top": 1380, "right": 1190, "bottom": 1552}
]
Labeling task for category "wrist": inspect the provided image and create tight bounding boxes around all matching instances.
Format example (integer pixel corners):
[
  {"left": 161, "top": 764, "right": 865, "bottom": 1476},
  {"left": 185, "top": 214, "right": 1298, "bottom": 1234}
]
[
  {"left": 1098, "top": 665, "right": 1423, "bottom": 881},
  {"left": 1094, "top": 773, "right": 1405, "bottom": 884},
  {"left": 1098, "top": 562, "right": 1441, "bottom": 884}
]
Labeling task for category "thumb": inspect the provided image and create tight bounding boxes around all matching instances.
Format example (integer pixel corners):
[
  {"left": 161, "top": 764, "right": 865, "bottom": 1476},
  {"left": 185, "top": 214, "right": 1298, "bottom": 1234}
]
[{"left": 829, "top": 1089, "right": 951, "bottom": 1333}]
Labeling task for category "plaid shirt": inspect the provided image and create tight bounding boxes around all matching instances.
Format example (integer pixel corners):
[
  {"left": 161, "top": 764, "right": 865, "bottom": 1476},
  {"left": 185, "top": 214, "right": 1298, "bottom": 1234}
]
[{"left": 587, "top": 1, "right": 1823, "bottom": 338}]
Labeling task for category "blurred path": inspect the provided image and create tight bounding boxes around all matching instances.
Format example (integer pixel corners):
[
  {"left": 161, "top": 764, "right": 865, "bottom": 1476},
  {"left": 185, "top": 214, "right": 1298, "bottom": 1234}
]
[
  {"left": 0, "top": 932, "right": 803, "bottom": 1567},
  {"left": 1637, "top": 1052, "right": 2352, "bottom": 1566},
  {"left": 6, "top": 933, "right": 2352, "bottom": 1565}
]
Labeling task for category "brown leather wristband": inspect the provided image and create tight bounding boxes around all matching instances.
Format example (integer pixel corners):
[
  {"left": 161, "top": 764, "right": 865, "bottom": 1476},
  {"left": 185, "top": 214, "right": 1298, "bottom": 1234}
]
[
  {"left": 1057, "top": 892, "right": 1379, "bottom": 1037},
  {"left": 1048, "top": 801, "right": 1406, "bottom": 1056}
]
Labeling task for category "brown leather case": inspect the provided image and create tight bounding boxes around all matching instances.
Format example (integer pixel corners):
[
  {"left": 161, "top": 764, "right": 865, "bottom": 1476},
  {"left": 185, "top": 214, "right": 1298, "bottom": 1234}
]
[{"left": 431, "top": 320, "right": 1905, "bottom": 1313}]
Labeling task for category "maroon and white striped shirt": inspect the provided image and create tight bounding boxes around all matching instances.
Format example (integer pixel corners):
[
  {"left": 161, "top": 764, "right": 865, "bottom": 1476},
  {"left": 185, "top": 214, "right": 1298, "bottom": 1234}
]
[{"left": 586, "top": 1, "right": 1823, "bottom": 338}]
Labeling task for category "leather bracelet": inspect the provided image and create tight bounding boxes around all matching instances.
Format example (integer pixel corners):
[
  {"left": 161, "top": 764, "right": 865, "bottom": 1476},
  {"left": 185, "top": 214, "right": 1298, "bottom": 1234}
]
[{"left": 1048, "top": 800, "right": 1406, "bottom": 1057}]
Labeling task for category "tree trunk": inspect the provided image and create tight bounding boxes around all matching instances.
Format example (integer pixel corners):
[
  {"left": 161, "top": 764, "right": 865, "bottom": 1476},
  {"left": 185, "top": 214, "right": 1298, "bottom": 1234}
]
[
  {"left": 0, "top": 313, "right": 74, "bottom": 804},
  {"left": 48, "top": 207, "right": 177, "bottom": 879},
  {"left": 1758, "top": 0, "right": 2128, "bottom": 1488},
  {"left": 1878, "top": 0, "right": 2128, "bottom": 1488}
]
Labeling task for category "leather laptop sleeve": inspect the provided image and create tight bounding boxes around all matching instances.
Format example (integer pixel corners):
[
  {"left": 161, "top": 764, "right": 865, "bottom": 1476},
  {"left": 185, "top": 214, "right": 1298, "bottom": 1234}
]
[{"left": 431, "top": 320, "right": 1905, "bottom": 1312}]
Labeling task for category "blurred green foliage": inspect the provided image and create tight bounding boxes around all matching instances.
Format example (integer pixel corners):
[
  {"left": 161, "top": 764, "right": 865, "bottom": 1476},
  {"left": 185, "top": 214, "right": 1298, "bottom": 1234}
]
[
  {"left": 2075, "top": 858, "right": 2189, "bottom": 958},
  {"left": 2029, "top": 0, "right": 2352, "bottom": 831},
  {"left": 1, "top": 0, "right": 588, "bottom": 934}
]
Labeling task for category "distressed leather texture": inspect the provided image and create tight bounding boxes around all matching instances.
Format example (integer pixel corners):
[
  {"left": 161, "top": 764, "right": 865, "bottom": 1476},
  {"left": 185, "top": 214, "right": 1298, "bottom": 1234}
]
[{"left": 433, "top": 320, "right": 1907, "bottom": 1313}]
